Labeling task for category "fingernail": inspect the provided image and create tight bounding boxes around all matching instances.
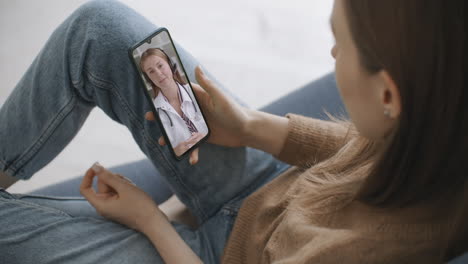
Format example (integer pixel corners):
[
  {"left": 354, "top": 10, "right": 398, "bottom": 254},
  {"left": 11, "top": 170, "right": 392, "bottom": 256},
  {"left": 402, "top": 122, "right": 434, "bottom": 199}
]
[
  {"left": 92, "top": 162, "right": 103, "bottom": 173},
  {"left": 198, "top": 66, "right": 206, "bottom": 76}
]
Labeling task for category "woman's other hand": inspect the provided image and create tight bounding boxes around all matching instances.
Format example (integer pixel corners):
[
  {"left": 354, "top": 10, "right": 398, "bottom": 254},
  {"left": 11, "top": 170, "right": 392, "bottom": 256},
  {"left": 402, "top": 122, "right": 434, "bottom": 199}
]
[
  {"left": 80, "top": 162, "right": 163, "bottom": 233},
  {"left": 145, "top": 66, "right": 251, "bottom": 165}
]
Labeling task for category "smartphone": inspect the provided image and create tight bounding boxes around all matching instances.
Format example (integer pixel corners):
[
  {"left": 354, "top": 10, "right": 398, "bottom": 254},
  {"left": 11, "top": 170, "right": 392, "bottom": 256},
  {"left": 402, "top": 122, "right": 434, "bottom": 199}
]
[{"left": 128, "top": 28, "right": 210, "bottom": 160}]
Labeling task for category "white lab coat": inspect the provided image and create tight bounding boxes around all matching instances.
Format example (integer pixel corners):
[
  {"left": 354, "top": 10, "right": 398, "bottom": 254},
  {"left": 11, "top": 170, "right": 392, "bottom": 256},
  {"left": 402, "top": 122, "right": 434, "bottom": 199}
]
[{"left": 153, "top": 83, "right": 208, "bottom": 148}]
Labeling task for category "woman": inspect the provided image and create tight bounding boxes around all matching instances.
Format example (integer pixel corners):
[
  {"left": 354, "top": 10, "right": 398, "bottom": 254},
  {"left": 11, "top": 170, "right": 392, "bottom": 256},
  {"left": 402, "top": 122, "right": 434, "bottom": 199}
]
[
  {"left": 140, "top": 48, "right": 208, "bottom": 156},
  {"left": 0, "top": 0, "right": 467, "bottom": 263}
]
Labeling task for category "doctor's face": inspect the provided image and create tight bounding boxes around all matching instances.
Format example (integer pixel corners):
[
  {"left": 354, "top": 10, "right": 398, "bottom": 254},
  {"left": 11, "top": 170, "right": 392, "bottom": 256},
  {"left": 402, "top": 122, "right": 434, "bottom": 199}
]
[{"left": 142, "top": 55, "right": 174, "bottom": 90}]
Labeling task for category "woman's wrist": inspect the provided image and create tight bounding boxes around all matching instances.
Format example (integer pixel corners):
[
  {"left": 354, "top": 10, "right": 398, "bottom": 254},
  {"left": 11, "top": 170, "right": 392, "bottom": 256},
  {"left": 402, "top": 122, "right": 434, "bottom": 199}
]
[
  {"left": 140, "top": 208, "right": 203, "bottom": 264},
  {"left": 240, "top": 108, "right": 260, "bottom": 147},
  {"left": 138, "top": 206, "right": 167, "bottom": 234},
  {"left": 241, "top": 109, "right": 289, "bottom": 155}
]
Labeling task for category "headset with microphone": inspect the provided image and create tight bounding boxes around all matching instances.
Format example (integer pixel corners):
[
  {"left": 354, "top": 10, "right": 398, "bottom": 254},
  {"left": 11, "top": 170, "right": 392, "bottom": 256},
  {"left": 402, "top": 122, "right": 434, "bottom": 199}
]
[
  {"left": 146, "top": 48, "right": 199, "bottom": 127},
  {"left": 157, "top": 84, "right": 199, "bottom": 127}
]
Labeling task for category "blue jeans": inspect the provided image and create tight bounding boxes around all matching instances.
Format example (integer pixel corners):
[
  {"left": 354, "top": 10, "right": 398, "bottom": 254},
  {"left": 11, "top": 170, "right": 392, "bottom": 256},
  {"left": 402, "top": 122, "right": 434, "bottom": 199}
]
[{"left": 0, "top": 0, "right": 346, "bottom": 263}]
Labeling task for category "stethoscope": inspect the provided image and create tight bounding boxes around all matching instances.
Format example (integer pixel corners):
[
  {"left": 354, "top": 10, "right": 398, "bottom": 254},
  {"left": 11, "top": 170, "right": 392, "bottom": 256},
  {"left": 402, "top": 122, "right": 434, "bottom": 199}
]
[{"left": 157, "top": 84, "right": 198, "bottom": 127}]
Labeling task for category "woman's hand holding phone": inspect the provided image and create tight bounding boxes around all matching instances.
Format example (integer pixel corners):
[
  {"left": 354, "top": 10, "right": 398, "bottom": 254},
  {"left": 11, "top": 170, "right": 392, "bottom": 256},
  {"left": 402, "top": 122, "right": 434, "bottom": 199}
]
[{"left": 145, "top": 66, "right": 251, "bottom": 165}]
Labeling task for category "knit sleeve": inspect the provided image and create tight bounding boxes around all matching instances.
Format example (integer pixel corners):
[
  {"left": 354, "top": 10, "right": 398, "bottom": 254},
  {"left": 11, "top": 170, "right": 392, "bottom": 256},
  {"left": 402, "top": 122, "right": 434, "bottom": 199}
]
[{"left": 274, "top": 113, "right": 355, "bottom": 168}]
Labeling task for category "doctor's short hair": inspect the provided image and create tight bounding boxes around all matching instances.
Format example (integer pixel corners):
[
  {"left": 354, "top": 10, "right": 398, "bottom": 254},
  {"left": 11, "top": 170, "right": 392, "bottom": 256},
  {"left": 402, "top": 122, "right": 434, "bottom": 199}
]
[{"left": 139, "top": 48, "right": 188, "bottom": 96}]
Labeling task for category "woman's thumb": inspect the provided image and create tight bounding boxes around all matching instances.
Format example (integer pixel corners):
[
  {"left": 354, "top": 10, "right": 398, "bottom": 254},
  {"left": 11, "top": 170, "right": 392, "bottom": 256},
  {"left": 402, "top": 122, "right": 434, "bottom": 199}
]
[
  {"left": 92, "top": 165, "right": 126, "bottom": 193},
  {"left": 195, "top": 66, "right": 218, "bottom": 96}
]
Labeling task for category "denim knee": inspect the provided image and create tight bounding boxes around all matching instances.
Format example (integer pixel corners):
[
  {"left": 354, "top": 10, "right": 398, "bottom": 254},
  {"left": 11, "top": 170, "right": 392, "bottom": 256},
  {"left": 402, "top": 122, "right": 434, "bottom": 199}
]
[
  {"left": 63, "top": 0, "right": 157, "bottom": 119},
  {"left": 70, "top": 0, "right": 155, "bottom": 53}
]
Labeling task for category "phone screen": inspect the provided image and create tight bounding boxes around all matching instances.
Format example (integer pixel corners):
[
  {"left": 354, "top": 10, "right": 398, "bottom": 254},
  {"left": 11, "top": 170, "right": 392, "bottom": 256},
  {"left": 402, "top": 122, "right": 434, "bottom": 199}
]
[{"left": 129, "top": 28, "right": 210, "bottom": 160}]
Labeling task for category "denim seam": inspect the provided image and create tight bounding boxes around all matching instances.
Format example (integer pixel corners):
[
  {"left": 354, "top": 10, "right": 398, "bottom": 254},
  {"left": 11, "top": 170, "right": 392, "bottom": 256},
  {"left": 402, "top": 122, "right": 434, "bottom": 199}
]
[
  {"left": 4, "top": 93, "right": 79, "bottom": 179},
  {"left": 0, "top": 159, "right": 7, "bottom": 173},
  {"left": 15, "top": 194, "right": 87, "bottom": 201},
  {"left": 71, "top": 74, "right": 94, "bottom": 104},
  {"left": 220, "top": 206, "right": 238, "bottom": 216},
  {"left": 82, "top": 67, "right": 142, "bottom": 127},
  {"left": 140, "top": 129, "right": 207, "bottom": 221},
  {"left": 0, "top": 196, "right": 72, "bottom": 218},
  {"left": 82, "top": 67, "right": 206, "bottom": 221}
]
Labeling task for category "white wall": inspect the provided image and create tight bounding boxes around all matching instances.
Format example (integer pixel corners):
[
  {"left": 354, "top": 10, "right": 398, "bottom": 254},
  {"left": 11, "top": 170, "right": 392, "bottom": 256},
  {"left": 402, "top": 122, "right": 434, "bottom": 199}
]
[{"left": 0, "top": 0, "right": 335, "bottom": 193}]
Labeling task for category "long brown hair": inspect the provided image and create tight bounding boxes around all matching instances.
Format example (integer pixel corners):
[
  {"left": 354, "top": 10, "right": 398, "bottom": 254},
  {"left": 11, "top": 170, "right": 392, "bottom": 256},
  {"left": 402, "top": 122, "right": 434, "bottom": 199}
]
[
  {"left": 294, "top": 0, "right": 466, "bottom": 259},
  {"left": 139, "top": 48, "right": 187, "bottom": 97},
  {"left": 344, "top": 0, "right": 467, "bottom": 207},
  {"left": 346, "top": 1, "right": 467, "bottom": 259}
]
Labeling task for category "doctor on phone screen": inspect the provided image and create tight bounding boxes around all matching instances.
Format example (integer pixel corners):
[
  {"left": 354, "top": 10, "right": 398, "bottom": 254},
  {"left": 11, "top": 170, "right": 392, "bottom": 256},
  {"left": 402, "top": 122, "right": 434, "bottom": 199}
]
[{"left": 140, "top": 48, "right": 208, "bottom": 156}]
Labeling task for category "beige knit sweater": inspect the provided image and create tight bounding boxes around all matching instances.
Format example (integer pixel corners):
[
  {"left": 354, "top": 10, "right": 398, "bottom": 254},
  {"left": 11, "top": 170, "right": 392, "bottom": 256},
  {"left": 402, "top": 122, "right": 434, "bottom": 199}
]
[{"left": 221, "top": 114, "right": 462, "bottom": 264}]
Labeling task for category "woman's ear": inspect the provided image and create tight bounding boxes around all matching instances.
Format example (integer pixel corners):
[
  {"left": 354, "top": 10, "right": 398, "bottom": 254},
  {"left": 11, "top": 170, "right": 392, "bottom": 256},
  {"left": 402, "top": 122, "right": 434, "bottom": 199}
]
[{"left": 378, "top": 71, "right": 402, "bottom": 119}]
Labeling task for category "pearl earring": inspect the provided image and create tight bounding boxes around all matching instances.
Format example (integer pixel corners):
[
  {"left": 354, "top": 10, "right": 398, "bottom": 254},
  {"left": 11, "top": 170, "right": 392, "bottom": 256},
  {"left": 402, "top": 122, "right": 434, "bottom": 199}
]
[{"left": 384, "top": 109, "right": 391, "bottom": 118}]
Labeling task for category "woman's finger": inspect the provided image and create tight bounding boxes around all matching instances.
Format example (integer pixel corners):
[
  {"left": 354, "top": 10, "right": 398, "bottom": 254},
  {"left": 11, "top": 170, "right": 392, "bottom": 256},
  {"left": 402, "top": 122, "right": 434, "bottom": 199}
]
[
  {"left": 80, "top": 167, "right": 100, "bottom": 206},
  {"left": 115, "top": 173, "right": 137, "bottom": 186},
  {"left": 158, "top": 136, "right": 166, "bottom": 146},
  {"left": 81, "top": 163, "right": 123, "bottom": 204},
  {"left": 97, "top": 180, "right": 110, "bottom": 194},
  {"left": 89, "top": 163, "right": 127, "bottom": 194},
  {"left": 191, "top": 82, "right": 207, "bottom": 97},
  {"left": 93, "top": 173, "right": 127, "bottom": 202},
  {"left": 195, "top": 66, "right": 221, "bottom": 98},
  {"left": 96, "top": 192, "right": 114, "bottom": 199},
  {"left": 145, "top": 111, "right": 156, "bottom": 121},
  {"left": 190, "top": 82, "right": 211, "bottom": 108},
  {"left": 189, "top": 148, "right": 199, "bottom": 165},
  {"left": 92, "top": 162, "right": 113, "bottom": 194}
]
